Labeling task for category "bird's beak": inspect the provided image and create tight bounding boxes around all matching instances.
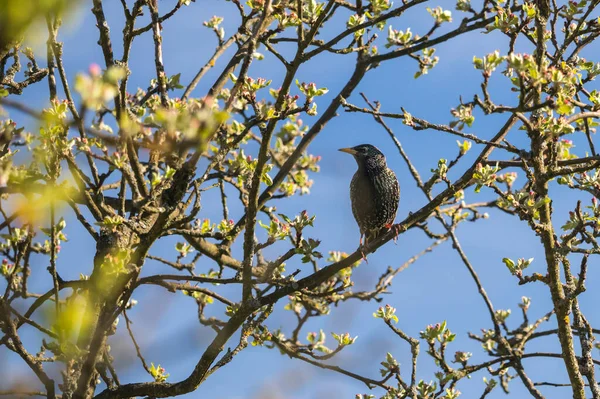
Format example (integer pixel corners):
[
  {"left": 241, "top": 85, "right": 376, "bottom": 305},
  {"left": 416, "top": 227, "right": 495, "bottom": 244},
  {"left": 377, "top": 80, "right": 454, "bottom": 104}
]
[{"left": 338, "top": 147, "right": 358, "bottom": 155}]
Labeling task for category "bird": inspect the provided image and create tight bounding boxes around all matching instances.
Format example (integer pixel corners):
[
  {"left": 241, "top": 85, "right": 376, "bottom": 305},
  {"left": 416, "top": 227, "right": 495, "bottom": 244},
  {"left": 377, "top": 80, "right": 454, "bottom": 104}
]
[{"left": 339, "top": 144, "right": 400, "bottom": 249}]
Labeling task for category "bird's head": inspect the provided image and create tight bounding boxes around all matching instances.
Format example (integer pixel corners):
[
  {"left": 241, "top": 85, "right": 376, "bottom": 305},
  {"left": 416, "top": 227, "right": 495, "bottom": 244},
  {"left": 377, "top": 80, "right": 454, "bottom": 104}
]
[{"left": 339, "top": 144, "right": 387, "bottom": 170}]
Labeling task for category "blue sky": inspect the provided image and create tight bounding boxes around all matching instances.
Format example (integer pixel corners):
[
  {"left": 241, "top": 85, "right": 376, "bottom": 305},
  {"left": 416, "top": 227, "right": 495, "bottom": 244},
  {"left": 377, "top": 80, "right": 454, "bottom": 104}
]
[{"left": 2, "top": 0, "right": 600, "bottom": 398}]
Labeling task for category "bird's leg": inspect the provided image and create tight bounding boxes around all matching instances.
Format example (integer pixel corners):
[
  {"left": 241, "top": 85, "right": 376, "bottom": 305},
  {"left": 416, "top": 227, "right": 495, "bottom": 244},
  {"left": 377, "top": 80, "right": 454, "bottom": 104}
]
[{"left": 360, "top": 234, "right": 369, "bottom": 263}]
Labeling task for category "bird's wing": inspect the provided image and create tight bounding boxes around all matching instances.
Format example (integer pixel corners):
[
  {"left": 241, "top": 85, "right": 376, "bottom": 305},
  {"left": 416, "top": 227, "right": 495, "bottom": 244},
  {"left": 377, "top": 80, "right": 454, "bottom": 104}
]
[
  {"left": 350, "top": 171, "right": 376, "bottom": 234},
  {"left": 380, "top": 168, "right": 400, "bottom": 226}
]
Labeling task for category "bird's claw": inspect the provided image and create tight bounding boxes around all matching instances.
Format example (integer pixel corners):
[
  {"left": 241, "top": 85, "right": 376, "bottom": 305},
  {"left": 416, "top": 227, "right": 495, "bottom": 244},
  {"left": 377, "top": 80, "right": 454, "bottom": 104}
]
[
  {"left": 360, "top": 246, "right": 369, "bottom": 264},
  {"left": 385, "top": 223, "right": 402, "bottom": 244}
]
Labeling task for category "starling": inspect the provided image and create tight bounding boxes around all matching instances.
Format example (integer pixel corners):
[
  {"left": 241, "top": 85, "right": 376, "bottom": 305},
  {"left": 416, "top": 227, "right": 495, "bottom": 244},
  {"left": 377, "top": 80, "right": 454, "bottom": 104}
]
[{"left": 339, "top": 144, "right": 400, "bottom": 245}]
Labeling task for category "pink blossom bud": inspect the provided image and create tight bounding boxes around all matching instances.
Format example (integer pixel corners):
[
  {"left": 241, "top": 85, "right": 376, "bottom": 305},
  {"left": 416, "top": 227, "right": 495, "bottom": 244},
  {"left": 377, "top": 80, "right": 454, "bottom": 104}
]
[{"left": 89, "top": 63, "right": 101, "bottom": 76}]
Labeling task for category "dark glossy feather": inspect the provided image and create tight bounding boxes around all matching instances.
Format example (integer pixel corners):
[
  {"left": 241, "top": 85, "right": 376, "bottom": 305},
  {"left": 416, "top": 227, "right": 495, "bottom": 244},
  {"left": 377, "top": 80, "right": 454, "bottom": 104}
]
[{"left": 344, "top": 144, "right": 400, "bottom": 241}]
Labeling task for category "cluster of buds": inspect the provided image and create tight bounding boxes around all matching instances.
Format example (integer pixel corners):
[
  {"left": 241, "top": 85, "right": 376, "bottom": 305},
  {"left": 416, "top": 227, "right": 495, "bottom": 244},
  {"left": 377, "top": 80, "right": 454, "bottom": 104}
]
[
  {"left": 175, "top": 242, "right": 194, "bottom": 258},
  {"left": 1, "top": 258, "right": 14, "bottom": 276},
  {"left": 415, "top": 48, "right": 439, "bottom": 78},
  {"left": 496, "top": 171, "right": 518, "bottom": 187},
  {"left": 495, "top": 309, "right": 511, "bottom": 323},
  {"left": 450, "top": 105, "right": 475, "bottom": 130},
  {"left": 194, "top": 218, "right": 215, "bottom": 234},
  {"left": 203, "top": 15, "right": 223, "bottom": 29},
  {"left": 246, "top": 0, "right": 265, "bottom": 10},
  {"left": 269, "top": 87, "right": 300, "bottom": 113},
  {"left": 149, "top": 363, "right": 169, "bottom": 383},
  {"left": 307, "top": 330, "right": 328, "bottom": 352},
  {"left": 456, "top": 0, "right": 471, "bottom": 12},
  {"left": 295, "top": 80, "right": 329, "bottom": 100},
  {"left": 74, "top": 137, "right": 91, "bottom": 153},
  {"left": 74, "top": 64, "right": 125, "bottom": 111},
  {"left": 42, "top": 99, "right": 69, "bottom": 124},
  {"left": 502, "top": 257, "right": 534, "bottom": 277},
  {"left": 380, "top": 352, "right": 400, "bottom": 376},
  {"left": 217, "top": 219, "right": 235, "bottom": 235},
  {"left": 486, "top": 8, "right": 518, "bottom": 33},
  {"left": 241, "top": 76, "right": 272, "bottom": 94},
  {"left": 519, "top": 296, "right": 531, "bottom": 312},
  {"left": 250, "top": 325, "right": 273, "bottom": 346},
  {"left": 474, "top": 50, "right": 506, "bottom": 78},
  {"left": 562, "top": 0, "right": 590, "bottom": 18},
  {"left": 373, "top": 304, "right": 399, "bottom": 323},
  {"left": 386, "top": 26, "right": 413, "bottom": 48},
  {"left": 453, "top": 350, "right": 472, "bottom": 365},
  {"left": 100, "top": 249, "right": 132, "bottom": 276},
  {"left": 420, "top": 321, "right": 455, "bottom": 344},
  {"left": 472, "top": 162, "right": 499, "bottom": 192},
  {"left": 0, "top": 119, "right": 23, "bottom": 141},
  {"left": 539, "top": 114, "right": 575, "bottom": 136},
  {"left": 427, "top": 6, "right": 452, "bottom": 24},
  {"left": 275, "top": 10, "right": 301, "bottom": 28},
  {"left": 557, "top": 139, "right": 577, "bottom": 160},
  {"left": 258, "top": 216, "right": 291, "bottom": 241},
  {"left": 347, "top": 14, "right": 366, "bottom": 38}
]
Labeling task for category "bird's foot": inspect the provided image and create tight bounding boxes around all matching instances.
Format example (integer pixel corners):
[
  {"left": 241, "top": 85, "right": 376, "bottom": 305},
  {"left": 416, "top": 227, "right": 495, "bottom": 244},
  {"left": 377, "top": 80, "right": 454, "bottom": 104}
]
[
  {"left": 360, "top": 246, "right": 369, "bottom": 264},
  {"left": 385, "top": 223, "right": 402, "bottom": 244}
]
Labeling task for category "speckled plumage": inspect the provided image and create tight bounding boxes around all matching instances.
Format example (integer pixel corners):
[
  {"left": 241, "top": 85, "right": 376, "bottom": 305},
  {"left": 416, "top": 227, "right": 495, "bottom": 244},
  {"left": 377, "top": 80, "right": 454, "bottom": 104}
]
[{"left": 340, "top": 144, "right": 400, "bottom": 242}]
